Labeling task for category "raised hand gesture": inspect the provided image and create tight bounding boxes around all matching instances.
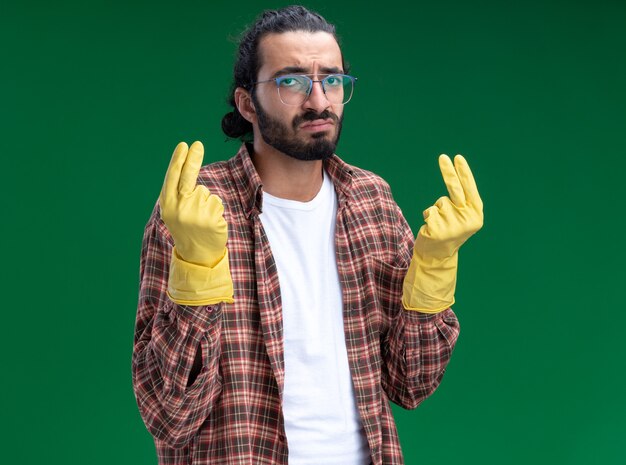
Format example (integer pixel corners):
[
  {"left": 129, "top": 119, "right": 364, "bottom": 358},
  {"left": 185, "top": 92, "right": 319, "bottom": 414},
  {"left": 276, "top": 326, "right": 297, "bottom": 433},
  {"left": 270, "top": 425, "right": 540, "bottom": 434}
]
[
  {"left": 159, "top": 141, "right": 228, "bottom": 268},
  {"left": 415, "top": 154, "right": 483, "bottom": 261},
  {"left": 403, "top": 154, "right": 483, "bottom": 313}
]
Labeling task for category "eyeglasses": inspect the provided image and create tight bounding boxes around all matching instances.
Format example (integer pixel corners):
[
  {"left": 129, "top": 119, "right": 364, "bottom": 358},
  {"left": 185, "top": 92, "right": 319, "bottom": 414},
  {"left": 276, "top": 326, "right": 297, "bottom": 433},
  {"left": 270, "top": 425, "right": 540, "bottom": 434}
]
[{"left": 251, "top": 74, "right": 357, "bottom": 106}]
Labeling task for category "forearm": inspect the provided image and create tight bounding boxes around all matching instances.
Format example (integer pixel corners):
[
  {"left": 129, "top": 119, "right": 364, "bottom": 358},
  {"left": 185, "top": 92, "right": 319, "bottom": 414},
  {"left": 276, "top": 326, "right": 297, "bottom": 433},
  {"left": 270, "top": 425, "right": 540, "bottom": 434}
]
[
  {"left": 132, "top": 210, "right": 224, "bottom": 449},
  {"left": 382, "top": 307, "right": 460, "bottom": 409},
  {"left": 374, "top": 186, "right": 461, "bottom": 407},
  {"left": 132, "top": 298, "right": 223, "bottom": 449}
]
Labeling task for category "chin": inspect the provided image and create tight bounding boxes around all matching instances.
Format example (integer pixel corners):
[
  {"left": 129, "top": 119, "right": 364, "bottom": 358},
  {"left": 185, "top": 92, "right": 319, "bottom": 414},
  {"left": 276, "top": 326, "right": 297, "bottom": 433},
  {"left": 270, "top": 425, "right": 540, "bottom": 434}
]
[{"left": 310, "top": 131, "right": 332, "bottom": 140}]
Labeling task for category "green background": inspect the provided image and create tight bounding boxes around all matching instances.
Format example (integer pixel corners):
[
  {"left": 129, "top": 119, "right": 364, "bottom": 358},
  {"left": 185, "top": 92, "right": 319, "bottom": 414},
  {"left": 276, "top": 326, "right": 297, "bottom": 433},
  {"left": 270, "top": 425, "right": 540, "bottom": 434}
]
[{"left": 3, "top": 0, "right": 625, "bottom": 463}]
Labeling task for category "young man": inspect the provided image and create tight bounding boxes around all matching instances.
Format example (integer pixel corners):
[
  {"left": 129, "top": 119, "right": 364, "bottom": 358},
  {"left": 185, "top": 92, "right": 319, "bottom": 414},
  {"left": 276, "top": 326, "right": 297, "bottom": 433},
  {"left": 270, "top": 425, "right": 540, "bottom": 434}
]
[{"left": 132, "top": 6, "right": 483, "bottom": 465}]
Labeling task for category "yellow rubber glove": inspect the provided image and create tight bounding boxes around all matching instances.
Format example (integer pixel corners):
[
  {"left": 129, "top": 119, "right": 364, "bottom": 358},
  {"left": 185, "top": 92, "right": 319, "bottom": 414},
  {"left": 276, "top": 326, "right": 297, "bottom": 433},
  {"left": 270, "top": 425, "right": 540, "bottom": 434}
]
[
  {"left": 159, "top": 141, "right": 234, "bottom": 306},
  {"left": 402, "top": 154, "right": 483, "bottom": 313}
]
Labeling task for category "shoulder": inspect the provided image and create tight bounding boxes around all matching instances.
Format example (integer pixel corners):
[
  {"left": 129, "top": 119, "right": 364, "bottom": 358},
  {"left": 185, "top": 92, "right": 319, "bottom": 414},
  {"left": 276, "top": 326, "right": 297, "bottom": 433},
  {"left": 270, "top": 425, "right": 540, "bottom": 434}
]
[
  {"left": 333, "top": 158, "right": 414, "bottom": 266},
  {"left": 338, "top": 159, "right": 395, "bottom": 203},
  {"left": 194, "top": 145, "right": 253, "bottom": 203},
  {"left": 351, "top": 165, "right": 391, "bottom": 190},
  {"left": 197, "top": 159, "right": 233, "bottom": 194},
  {"left": 334, "top": 158, "right": 404, "bottom": 227}
]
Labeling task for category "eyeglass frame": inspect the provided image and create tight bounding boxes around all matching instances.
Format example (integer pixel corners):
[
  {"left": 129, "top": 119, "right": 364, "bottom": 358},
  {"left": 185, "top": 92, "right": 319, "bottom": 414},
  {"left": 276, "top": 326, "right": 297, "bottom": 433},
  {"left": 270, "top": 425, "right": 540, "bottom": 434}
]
[{"left": 248, "top": 73, "right": 358, "bottom": 106}]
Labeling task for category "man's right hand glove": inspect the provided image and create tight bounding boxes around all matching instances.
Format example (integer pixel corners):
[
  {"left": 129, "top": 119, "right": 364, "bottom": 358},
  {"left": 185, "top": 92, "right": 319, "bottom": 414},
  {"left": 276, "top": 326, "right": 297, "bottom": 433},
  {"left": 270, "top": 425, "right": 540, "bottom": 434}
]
[{"left": 159, "top": 141, "right": 234, "bottom": 306}]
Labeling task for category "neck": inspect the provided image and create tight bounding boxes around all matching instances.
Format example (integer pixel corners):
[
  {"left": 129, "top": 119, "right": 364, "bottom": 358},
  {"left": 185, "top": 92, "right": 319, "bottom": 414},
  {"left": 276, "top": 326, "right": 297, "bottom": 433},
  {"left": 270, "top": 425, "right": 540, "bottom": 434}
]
[{"left": 249, "top": 140, "right": 325, "bottom": 202}]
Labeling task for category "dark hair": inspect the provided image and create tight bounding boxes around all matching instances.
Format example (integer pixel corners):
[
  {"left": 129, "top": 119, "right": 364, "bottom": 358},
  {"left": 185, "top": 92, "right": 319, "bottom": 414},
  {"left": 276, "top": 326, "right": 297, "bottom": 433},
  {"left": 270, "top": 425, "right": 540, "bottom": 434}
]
[{"left": 221, "top": 5, "right": 346, "bottom": 140}]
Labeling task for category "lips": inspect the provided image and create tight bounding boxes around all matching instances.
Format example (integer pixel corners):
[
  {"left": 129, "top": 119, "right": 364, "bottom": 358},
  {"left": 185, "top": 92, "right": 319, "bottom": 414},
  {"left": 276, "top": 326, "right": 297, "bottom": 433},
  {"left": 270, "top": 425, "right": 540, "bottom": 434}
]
[{"left": 300, "top": 119, "right": 335, "bottom": 131}]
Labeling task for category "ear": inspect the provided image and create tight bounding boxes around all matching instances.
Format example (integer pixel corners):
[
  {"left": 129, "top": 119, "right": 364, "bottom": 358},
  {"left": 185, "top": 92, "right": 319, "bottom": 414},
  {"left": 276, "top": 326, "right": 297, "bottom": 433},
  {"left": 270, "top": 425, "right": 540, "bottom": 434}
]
[{"left": 234, "top": 87, "right": 257, "bottom": 124}]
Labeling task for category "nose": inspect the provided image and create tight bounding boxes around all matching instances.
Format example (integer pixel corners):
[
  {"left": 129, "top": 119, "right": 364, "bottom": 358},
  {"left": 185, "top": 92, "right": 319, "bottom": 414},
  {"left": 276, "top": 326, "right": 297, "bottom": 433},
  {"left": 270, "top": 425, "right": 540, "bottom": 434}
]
[{"left": 303, "top": 80, "right": 331, "bottom": 113}]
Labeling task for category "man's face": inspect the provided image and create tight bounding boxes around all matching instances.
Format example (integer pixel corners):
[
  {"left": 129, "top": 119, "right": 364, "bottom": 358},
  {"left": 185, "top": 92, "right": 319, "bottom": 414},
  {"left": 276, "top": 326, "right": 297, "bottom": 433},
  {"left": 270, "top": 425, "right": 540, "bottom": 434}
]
[{"left": 252, "top": 31, "right": 346, "bottom": 161}]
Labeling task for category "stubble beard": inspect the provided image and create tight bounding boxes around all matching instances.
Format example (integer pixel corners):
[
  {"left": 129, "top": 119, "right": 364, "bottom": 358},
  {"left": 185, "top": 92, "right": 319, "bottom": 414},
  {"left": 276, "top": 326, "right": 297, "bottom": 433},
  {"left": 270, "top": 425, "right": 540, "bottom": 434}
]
[{"left": 252, "top": 93, "right": 343, "bottom": 161}]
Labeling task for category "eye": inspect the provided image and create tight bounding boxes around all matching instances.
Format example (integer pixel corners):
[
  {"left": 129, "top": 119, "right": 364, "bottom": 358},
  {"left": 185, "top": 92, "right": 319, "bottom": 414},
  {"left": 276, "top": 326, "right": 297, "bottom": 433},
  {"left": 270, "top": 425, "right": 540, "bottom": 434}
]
[
  {"left": 279, "top": 76, "right": 298, "bottom": 87},
  {"left": 325, "top": 75, "right": 344, "bottom": 87},
  {"left": 277, "top": 75, "right": 308, "bottom": 91}
]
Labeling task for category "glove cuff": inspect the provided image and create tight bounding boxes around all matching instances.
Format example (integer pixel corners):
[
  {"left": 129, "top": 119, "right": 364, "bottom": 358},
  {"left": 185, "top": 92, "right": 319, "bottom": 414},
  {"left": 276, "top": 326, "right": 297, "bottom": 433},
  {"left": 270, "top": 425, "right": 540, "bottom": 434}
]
[
  {"left": 167, "top": 247, "right": 235, "bottom": 306},
  {"left": 402, "top": 252, "right": 458, "bottom": 313}
]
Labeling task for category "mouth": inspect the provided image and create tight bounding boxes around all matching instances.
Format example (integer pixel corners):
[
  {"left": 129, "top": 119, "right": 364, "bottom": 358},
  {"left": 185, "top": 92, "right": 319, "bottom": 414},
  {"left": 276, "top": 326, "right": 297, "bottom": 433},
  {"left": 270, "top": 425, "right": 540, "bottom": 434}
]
[{"left": 300, "top": 119, "right": 335, "bottom": 132}]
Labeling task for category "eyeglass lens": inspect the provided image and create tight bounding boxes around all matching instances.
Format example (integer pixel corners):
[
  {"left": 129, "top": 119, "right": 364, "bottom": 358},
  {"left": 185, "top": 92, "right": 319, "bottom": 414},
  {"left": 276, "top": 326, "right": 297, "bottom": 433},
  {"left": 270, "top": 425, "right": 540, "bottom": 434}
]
[{"left": 277, "top": 75, "right": 354, "bottom": 105}]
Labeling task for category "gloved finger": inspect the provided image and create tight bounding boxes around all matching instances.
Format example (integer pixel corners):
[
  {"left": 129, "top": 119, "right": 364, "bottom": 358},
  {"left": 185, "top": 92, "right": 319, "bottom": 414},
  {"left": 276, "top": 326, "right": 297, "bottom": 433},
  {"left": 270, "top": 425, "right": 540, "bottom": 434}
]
[
  {"left": 207, "top": 191, "right": 225, "bottom": 216},
  {"left": 179, "top": 141, "right": 205, "bottom": 195},
  {"left": 423, "top": 205, "right": 438, "bottom": 220},
  {"left": 439, "top": 154, "right": 466, "bottom": 207},
  {"left": 161, "top": 141, "right": 189, "bottom": 204},
  {"left": 434, "top": 196, "right": 448, "bottom": 210},
  {"left": 454, "top": 155, "right": 483, "bottom": 210},
  {"left": 196, "top": 184, "right": 211, "bottom": 202}
]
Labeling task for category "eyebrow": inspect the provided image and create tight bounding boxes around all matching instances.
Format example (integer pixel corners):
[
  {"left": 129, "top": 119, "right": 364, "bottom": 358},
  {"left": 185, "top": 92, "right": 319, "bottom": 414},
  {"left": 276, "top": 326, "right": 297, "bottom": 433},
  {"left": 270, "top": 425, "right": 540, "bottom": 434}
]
[{"left": 271, "top": 66, "right": 344, "bottom": 78}]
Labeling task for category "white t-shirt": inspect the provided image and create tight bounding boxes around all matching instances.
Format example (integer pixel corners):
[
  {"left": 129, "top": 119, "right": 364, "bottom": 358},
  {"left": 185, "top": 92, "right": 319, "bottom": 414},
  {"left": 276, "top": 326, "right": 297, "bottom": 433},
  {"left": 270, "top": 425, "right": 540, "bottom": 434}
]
[{"left": 259, "top": 168, "right": 372, "bottom": 465}]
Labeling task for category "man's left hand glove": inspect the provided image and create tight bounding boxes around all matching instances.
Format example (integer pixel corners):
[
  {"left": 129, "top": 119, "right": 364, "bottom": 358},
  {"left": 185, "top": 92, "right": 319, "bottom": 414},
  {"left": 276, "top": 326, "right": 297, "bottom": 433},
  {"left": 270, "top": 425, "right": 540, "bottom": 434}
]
[{"left": 402, "top": 154, "right": 484, "bottom": 313}]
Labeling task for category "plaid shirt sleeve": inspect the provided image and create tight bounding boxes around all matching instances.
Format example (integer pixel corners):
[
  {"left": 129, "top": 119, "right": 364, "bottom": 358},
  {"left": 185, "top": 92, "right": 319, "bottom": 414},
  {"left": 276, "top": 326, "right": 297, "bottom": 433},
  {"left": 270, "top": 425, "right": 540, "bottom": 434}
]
[
  {"left": 373, "top": 180, "right": 461, "bottom": 410},
  {"left": 132, "top": 203, "right": 224, "bottom": 449}
]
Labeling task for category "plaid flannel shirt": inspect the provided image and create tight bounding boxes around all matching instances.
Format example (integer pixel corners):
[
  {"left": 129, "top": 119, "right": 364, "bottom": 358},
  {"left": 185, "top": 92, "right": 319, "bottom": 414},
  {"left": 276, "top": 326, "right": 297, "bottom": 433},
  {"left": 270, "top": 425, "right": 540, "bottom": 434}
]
[{"left": 132, "top": 143, "right": 460, "bottom": 465}]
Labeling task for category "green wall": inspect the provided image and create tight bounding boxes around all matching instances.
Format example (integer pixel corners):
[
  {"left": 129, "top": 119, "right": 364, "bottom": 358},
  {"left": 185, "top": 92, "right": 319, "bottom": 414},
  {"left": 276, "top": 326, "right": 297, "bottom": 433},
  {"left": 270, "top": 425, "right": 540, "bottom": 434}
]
[{"left": 2, "top": 0, "right": 625, "bottom": 463}]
